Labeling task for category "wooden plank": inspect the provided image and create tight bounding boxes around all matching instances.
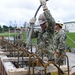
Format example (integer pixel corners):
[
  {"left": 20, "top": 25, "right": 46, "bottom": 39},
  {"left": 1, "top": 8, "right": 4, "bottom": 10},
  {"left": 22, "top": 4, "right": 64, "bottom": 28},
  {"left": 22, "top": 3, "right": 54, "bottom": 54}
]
[
  {"left": 0, "top": 57, "right": 1, "bottom": 73},
  {"left": 0, "top": 51, "right": 10, "bottom": 55},
  {"left": 0, "top": 55, "right": 16, "bottom": 75},
  {"left": 3, "top": 57, "right": 34, "bottom": 62},
  {"left": 8, "top": 66, "right": 70, "bottom": 75},
  {"left": 8, "top": 68, "right": 28, "bottom": 75},
  {"left": 0, "top": 49, "right": 6, "bottom": 51}
]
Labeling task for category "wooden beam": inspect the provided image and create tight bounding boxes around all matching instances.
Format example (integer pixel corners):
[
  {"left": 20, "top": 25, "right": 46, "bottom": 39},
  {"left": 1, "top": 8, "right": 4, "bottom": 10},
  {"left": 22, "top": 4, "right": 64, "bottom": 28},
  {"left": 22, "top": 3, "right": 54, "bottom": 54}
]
[
  {"left": 0, "top": 49, "right": 6, "bottom": 51},
  {"left": 8, "top": 68, "right": 28, "bottom": 75},
  {"left": 3, "top": 57, "right": 34, "bottom": 62},
  {"left": 0, "top": 55, "right": 16, "bottom": 75},
  {"left": 0, "top": 51, "right": 10, "bottom": 55}
]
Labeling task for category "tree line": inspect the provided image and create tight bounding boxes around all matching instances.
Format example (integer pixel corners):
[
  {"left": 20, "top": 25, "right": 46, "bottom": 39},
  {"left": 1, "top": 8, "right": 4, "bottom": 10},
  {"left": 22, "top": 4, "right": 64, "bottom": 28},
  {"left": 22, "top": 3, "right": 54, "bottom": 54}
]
[{"left": 0, "top": 25, "right": 17, "bottom": 33}]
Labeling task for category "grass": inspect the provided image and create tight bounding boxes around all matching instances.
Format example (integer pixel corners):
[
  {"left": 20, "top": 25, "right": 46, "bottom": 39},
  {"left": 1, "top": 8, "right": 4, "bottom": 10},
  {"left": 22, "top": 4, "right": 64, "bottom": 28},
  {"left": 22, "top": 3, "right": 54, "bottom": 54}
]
[
  {"left": 22, "top": 32, "right": 27, "bottom": 42},
  {"left": 66, "top": 32, "right": 75, "bottom": 48},
  {"left": 0, "top": 32, "right": 18, "bottom": 37},
  {"left": 22, "top": 32, "right": 37, "bottom": 45},
  {"left": 0, "top": 32, "right": 75, "bottom": 48}
]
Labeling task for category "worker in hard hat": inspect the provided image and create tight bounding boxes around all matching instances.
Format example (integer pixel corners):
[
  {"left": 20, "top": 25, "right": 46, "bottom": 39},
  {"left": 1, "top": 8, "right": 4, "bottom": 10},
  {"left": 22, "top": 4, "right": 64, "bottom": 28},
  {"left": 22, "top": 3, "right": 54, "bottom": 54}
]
[
  {"left": 54, "top": 19, "right": 67, "bottom": 65},
  {"left": 29, "top": 0, "right": 55, "bottom": 59}
]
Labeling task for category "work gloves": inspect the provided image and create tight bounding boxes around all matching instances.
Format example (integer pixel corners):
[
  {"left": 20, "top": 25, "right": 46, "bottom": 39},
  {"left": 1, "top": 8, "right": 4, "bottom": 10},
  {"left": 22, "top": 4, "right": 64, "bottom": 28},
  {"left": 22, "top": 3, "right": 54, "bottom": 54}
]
[
  {"left": 29, "top": 17, "right": 36, "bottom": 25},
  {"left": 43, "top": 57, "right": 48, "bottom": 63},
  {"left": 55, "top": 51, "right": 60, "bottom": 58},
  {"left": 39, "top": 0, "right": 48, "bottom": 11}
]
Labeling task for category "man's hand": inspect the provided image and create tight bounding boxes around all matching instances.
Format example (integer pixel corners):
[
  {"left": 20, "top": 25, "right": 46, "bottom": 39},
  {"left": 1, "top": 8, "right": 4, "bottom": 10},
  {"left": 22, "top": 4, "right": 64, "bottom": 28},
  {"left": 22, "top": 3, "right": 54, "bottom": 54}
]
[
  {"left": 43, "top": 57, "right": 48, "bottom": 63},
  {"left": 29, "top": 17, "right": 36, "bottom": 24},
  {"left": 40, "top": 0, "right": 46, "bottom": 6},
  {"left": 55, "top": 51, "right": 60, "bottom": 58},
  {"left": 39, "top": 0, "right": 48, "bottom": 11}
]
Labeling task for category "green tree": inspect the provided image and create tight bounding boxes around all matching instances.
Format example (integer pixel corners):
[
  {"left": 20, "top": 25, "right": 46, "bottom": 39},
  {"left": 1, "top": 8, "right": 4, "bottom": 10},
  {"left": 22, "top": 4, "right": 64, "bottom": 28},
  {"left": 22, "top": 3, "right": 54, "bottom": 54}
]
[
  {"left": 0, "top": 25, "right": 2, "bottom": 33},
  {"left": 3, "top": 25, "right": 9, "bottom": 32},
  {"left": 9, "top": 26, "right": 14, "bottom": 30}
]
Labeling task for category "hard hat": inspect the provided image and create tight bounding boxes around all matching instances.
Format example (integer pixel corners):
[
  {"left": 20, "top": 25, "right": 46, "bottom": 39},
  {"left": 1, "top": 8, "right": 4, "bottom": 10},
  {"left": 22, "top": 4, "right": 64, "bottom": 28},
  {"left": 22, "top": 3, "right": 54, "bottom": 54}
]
[
  {"left": 38, "top": 13, "right": 47, "bottom": 25},
  {"left": 56, "top": 19, "right": 63, "bottom": 27}
]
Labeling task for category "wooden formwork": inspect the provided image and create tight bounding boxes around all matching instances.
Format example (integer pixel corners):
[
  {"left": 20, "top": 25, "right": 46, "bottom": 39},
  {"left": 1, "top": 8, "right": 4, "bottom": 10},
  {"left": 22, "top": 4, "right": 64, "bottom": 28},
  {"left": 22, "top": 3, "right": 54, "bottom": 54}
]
[
  {"left": 0, "top": 51, "right": 71, "bottom": 75},
  {"left": 0, "top": 52, "right": 28, "bottom": 75},
  {"left": 0, "top": 41, "right": 74, "bottom": 75}
]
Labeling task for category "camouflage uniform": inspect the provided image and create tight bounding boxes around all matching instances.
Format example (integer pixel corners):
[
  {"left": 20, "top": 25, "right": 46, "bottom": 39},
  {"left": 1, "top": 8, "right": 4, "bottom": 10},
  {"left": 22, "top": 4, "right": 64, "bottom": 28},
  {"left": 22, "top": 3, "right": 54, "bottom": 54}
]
[
  {"left": 35, "top": 10, "right": 55, "bottom": 58},
  {"left": 54, "top": 29, "right": 67, "bottom": 65}
]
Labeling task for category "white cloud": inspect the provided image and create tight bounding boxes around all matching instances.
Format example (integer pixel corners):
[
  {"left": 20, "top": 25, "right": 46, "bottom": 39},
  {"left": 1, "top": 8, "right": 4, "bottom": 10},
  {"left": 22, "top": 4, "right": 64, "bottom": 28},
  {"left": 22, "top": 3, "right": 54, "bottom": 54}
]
[{"left": 0, "top": 0, "right": 75, "bottom": 27}]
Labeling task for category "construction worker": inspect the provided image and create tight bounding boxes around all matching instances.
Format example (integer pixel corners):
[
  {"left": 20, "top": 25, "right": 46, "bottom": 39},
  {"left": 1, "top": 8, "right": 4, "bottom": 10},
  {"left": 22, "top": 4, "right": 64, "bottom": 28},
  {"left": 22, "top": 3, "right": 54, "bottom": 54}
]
[
  {"left": 29, "top": 0, "right": 55, "bottom": 59},
  {"left": 54, "top": 19, "right": 67, "bottom": 65}
]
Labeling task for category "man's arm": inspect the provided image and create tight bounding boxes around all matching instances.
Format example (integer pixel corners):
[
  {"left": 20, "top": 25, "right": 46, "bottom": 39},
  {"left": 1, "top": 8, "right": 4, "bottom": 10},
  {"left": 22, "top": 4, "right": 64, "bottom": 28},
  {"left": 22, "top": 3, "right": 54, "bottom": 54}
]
[
  {"left": 39, "top": 0, "right": 55, "bottom": 34},
  {"left": 44, "top": 10, "right": 55, "bottom": 34}
]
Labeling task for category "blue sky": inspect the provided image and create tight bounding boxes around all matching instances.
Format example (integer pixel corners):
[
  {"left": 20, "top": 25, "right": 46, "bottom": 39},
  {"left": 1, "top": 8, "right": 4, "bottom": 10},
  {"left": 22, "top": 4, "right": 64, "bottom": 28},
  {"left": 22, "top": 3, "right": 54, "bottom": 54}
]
[{"left": 0, "top": 0, "right": 75, "bottom": 27}]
